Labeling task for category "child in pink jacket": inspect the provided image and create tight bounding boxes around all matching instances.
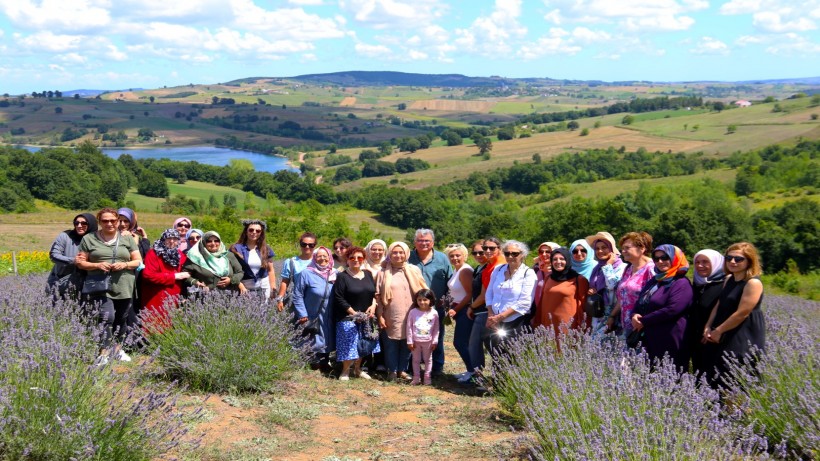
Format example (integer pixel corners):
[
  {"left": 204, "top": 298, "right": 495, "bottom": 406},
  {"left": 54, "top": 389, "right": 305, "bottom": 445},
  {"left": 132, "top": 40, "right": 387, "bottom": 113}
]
[{"left": 407, "top": 289, "right": 440, "bottom": 385}]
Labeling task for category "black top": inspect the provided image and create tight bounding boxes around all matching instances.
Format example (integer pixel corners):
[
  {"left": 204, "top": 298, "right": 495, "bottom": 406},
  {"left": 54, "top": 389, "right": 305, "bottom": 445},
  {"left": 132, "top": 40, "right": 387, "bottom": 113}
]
[
  {"left": 471, "top": 263, "right": 487, "bottom": 314},
  {"left": 714, "top": 276, "right": 765, "bottom": 357},
  {"left": 332, "top": 270, "right": 376, "bottom": 321},
  {"left": 687, "top": 277, "right": 726, "bottom": 377}
]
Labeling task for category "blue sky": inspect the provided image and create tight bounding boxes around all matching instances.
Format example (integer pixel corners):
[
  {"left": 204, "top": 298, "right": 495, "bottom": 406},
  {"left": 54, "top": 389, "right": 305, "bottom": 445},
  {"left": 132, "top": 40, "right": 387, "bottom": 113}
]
[{"left": 0, "top": 0, "right": 818, "bottom": 94}]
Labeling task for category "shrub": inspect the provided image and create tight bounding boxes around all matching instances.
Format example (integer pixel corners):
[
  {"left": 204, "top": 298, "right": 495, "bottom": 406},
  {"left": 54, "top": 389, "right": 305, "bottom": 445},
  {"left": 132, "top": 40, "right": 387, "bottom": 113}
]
[
  {"left": 0, "top": 275, "right": 189, "bottom": 460},
  {"left": 723, "top": 296, "right": 820, "bottom": 459},
  {"left": 149, "top": 291, "right": 307, "bottom": 393},
  {"left": 491, "top": 327, "right": 767, "bottom": 460}
]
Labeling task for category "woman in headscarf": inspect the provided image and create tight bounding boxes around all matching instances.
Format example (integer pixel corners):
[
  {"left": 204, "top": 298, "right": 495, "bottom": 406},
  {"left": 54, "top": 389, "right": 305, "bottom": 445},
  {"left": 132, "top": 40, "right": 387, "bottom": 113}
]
[
  {"left": 569, "top": 239, "right": 596, "bottom": 281},
  {"left": 184, "top": 228, "right": 203, "bottom": 255},
  {"left": 533, "top": 247, "right": 589, "bottom": 340},
  {"left": 172, "top": 217, "right": 193, "bottom": 252},
  {"left": 363, "top": 239, "right": 387, "bottom": 277},
  {"left": 47, "top": 212, "right": 98, "bottom": 299},
  {"left": 293, "top": 246, "right": 337, "bottom": 372},
  {"left": 183, "top": 231, "right": 246, "bottom": 293},
  {"left": 118, "top": 207, "right": 150, "bottom": 258},
  {"left": 230, "top": 219, "right": 276, "bottom": 300},
  {"left": 375, "top": 242, "right": 428, "bottom": 382},
  {"left": 586, "top": 232, "right": 627, "bottom": 339},
  {"left": 533, "top": 241, "right": 561, "bottom": 304},
  {"left": 686, "top": 249, "right": 725, "bottom": 380},
  {"left": 631, "top": 244, "right": 693, "bottom": 369},
  {"left": 140, "top": 229, "right": 191, "bottom": 334}
]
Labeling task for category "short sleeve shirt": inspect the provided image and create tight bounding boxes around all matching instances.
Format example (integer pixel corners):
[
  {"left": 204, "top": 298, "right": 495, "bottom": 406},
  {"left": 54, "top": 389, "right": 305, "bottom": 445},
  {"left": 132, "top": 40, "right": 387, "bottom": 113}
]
[{"left": 79, "top": 232, "right": 138, "bottom": 299}]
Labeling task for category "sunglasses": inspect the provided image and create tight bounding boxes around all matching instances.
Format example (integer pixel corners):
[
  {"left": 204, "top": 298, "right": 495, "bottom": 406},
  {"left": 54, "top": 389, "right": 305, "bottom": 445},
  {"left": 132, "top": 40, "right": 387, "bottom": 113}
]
[
  {"left": 188, "top": 236, "right": 201, "bottom": 242},
  {"left": 572, "top": 248, "right": 587, "bottom": 255},
  {"left": 73, "top": 220, "right": 88, "bottom": 226},
  {"left": 300, "top": 242, "right": 316, "bottom": 248},
  {"left": 100, "top": 219, "right": 118, "bottom": 224},
  {"left": 652, "top": 254, "right": 671, "bottom": 262},
  {"left": 205, "top": 239, "right": 220, "bottom": 244},
  {"left": 177, "top": 223, "right": 191, "bottom": 228},
  {"left": 483, "top": 245, "right": 498, "bottom": 251},
  {"left": 247, "top": 228, "right": 262, "bottom": 234},
  {"left": 538, "top": 249, "right": 551, "bottom": 254},
  {"left": 725, "top": 255, "right": 747, "bottom": 263},
  {"left": 503, "top": 251, "right": 521, "bottom": 258},
  {"left": 348, "top": 256, "right": 365, "bottom": 262},
  {"left": 471, "top": 251, "right": 484, "bottom": 256}
]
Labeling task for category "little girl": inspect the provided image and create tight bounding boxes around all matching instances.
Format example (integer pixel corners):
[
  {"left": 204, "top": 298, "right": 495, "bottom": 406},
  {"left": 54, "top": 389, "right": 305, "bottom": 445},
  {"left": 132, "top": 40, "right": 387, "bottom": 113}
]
[{"left": 406, "top": 289, "right": 440, "bottom": 385}]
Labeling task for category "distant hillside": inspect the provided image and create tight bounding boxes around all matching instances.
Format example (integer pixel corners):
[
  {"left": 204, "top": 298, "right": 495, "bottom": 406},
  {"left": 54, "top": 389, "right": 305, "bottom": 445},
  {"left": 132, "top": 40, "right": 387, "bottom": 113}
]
[
  {"left": 289, "top": 71, "right": 518, "bottom": 87},
  {"left": 62, "top": 89, "right": 145, "bottom": 98}
]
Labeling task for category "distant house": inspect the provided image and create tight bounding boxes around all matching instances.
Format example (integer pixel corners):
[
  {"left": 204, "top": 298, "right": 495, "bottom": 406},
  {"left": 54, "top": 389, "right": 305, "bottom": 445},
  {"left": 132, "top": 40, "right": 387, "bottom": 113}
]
[{"left": 734, "top": 100, "right": 752, "bottom": 107}]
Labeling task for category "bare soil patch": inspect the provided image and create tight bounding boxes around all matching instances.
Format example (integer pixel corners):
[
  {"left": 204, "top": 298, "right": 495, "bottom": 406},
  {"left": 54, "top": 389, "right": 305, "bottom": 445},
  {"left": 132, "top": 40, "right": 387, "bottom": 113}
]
[
  {"left": 339, "top": 97, "right": 357, "bottom": 107},
  {"left": 408, "top": 100, "right": 494, "bottom": 112}
]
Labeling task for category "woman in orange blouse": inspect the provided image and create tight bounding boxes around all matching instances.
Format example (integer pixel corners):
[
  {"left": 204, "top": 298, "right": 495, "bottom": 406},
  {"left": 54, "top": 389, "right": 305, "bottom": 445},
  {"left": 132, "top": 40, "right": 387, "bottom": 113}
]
[{"left": 533, "top": 247, "right": 590, "bottom": 338}]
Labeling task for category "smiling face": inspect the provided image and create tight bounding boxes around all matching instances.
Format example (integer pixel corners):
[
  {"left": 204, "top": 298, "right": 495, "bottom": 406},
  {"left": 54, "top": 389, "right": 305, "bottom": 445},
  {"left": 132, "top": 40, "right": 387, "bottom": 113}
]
[
  {"left": 416, "top": 295, "right": 432, "bottom": 311},
  {"left": 725, "top": 250, "right": 749, "bottom": 276},
  {"left": 449, "top": 249, "right": 465, "bottom": 268},
  {"left": 390, "top": 247, "right": 407, "bottom": 265},
  {"left": 73, "top": 217, "right": 89, "bottom": 236},
  {"left": 471, "top": 243, "right": 486, "bottom": 264},
  {"left": 537, "top": 245, "right": 552, "bottom": 262},
  {"left": 594, "top": 240, "right": 612, "bottom": 261},
  {"left": 99, "top": 212, "right": 118, "bottom": 235},
  {"left": 300, "top": 236, "right": 316, "bottom": 258},
  {"left": 246, "top": 225, "right": 262, "bottom": 243},
  {"left": 620, "top": 239, "right": 643, "bottom": 264},
  {"left": 653, "top": 250, "right": 672, "bottom": 272},
  {"left": 414, "top": 233, "right": 433, "bottom": 253},
  {"left": 175, "top": 220, "right": 191, "bottom": 234},
  {"left": 552, "top": 253, "right": 567, "bottom": 272},
  {"left": 369, "top": 243, "right": 384, "bottom": 262},
  {"left": 314, "top": 249, "right": 331, "bottom": 268},
  {"left": 347, "top": 250, "right": 365, "bottom": 270},
  {"left": 204, "top": 236, "right": 221, "bottom": 253},
  {"left": 694, "top": 254, "right": 712, "bottom": 278},
  {"left": 572, "top": 245, "right": 588, "bottom": 262},
  {"left": 164, "top": 237, "right": 180, "bottom": 249},
  {"left": 118, "top": 216, "right": 131, "bottom": 232}
]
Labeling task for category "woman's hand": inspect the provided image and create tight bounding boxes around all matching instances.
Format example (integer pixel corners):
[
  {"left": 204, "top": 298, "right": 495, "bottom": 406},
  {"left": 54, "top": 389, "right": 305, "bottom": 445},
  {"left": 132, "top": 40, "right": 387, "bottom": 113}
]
[
  {"left": 588, "top": 287, "right": 597, "bottom": 295},
  {"left": 605, "top": 316, "right": 617, "bottom": 333},
  {"left": 407, "top": 343, "right": 415, "bottom": 351},
  {"left": 365, "top": 304, "right": 376, "bottom": 319},
  {"left": 238, "top": 283, "right": 248, "bottom": 294},
  {"left": 378, "top": 316, "right": 388, "bottom": 330},
  {"left": 297, "top": 317, "right": 308, "bottom": 324},
  {"left": 486, "top": 314, "right": 500, "bottom": 329},
  {"left": 216, "top": 276, "right": 231, "bottom": 288},
  {"left": 631, "top": 314, "right": 643, "bottom": 332},
  {"left": 175, "top": 271, "right": 191, "bottom": 280},
  {"left": 448, "top": 308, "right": 457, "bottom": 318},
  {"left": 704, "top": 327, "right": 722, "bottom": 344},
  {"left": 110, "top": 262, "right": 128, "bottom": 271},
  {"left": 97, "top": 261, "right": 112, "bottom": 272},
  {"left": 466, "top": 306, "right": 474, "bottom": 320}
]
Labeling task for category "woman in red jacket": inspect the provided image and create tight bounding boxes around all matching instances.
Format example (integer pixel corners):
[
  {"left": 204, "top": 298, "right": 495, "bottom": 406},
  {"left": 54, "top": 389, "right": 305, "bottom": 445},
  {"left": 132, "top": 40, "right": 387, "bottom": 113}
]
[{"left": 140, "top": 229, "right": 193, "bottom": 334}]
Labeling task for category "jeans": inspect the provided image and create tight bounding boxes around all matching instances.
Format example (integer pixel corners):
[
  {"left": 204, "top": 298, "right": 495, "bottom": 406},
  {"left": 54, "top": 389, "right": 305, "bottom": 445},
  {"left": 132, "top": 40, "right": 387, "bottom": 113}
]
[
  {"left": 468, "top": 311, "right": 488, "bottom": 372},
  {"left": 432, "top": 308, "right": 445, "bottom": 373},
  {"left": 453, "top": 307, "right": 474, "bottom": 373},
  {"left": 383, "top": 337, "right": 410, "bottom": 373}
]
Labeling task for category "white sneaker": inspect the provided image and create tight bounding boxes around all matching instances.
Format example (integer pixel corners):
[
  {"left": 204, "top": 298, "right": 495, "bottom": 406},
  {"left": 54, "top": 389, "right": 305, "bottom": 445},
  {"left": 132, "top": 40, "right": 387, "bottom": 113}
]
[
  {"left": 339, "top": 375, "right": 350, "bottom": 381},
  {"left": 94, "top": 354, "right": 109, "bottom": 367},
  {"left": 358, "top": 371, "right": 372, "bottom": 380},
  {"left": 457, "top": 372, "right": 474, "bottom": 383},
  {"left": 455, "top": 371, "right": 470, "bottom": 379},
  {"left": 116, "top": 350, "right": 132, "bottom": 362}
]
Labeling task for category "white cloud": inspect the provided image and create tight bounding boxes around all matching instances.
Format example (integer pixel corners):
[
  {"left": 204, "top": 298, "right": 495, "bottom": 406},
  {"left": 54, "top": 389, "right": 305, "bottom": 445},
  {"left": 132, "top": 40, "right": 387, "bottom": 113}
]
[
  {"left": 541, "top": 0, "right": 704, "bottom": 31},
  {"left": 517, "top": 29, "right": 582, "bottom": 59},
  {"left": 105, "top": 45, "right": 128, "bottom": 61},
  {"left": 571, "top": 27, "right": 612, "bottom": 44},
  {"left": 720, "top": 0, "right": 819, "bottom": 33},
  {"left": 764, "top": 33, "right": 820, "bottom": 54},
  {"left": 288, "top": 0, "right": 324, "bottom": 4},
  {"left": 455, "top": 0, "right": 528, "bottom": 56},
  {"left": 338, "top": 0, "right": 446, "bottom": 30},
  {"left": 231, "top": 3, "right": 345, "bottom": 40},
  {"left": 594, "top": 52, "right": 622, "bottom": 59},
  {"left": 300, "top": 53, "right": 318, "bottom": 61},
  {"left": 690, "top": 36, "right": 730, "bottom": 54},
  {"left": 753, "top": 11, "right": 816, "bottom": 33},
  {"left": 15, "top": 31, "right": 86, "bottom": 52},
  {"left": 0, "top": 0, "right": 112, "bottom": 33},
  {"left": 56, "top": 53, "right": 88, "bottom": 64},
  {"left": 355, "top": 42, "right": 392, "bottom": 57}
]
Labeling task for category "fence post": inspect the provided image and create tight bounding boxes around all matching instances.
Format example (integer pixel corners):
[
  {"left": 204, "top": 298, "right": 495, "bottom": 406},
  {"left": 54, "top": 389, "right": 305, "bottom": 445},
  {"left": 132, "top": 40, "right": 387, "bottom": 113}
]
[{"left": 12, "top": 251, "right": 18, "bottom": 275}]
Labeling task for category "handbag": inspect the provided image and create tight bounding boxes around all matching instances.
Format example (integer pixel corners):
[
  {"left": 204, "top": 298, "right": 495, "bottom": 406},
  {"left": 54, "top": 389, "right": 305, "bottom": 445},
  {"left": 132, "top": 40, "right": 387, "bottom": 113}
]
[
  {"left": 585, "top": 292, "right": 605, "bottom": 318},
  {"left": 357, "top": 317, "right": 380, "bottom": 356},
  {"left": 82, "top": 234, "right": 119, "bottom": 295},
  {"left": 625, "top": 329, "right": 644, "bottom": 348}
]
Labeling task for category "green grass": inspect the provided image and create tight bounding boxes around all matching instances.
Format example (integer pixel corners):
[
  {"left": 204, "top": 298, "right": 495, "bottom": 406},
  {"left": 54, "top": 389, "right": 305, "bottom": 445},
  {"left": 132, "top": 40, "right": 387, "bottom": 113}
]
[{"left": 125, "top": 179, "right": 267, "bottom": 212}]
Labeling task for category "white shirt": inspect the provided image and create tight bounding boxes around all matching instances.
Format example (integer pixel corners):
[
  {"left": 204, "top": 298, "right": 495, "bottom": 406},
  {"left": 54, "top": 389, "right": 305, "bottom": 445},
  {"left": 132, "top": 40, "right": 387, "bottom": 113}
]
[
  {"left": 447, "top": 264, "right": 474, "bottom": 304},
  {"left": 485, "top": 264, "right": 536, "bottom": 322}
]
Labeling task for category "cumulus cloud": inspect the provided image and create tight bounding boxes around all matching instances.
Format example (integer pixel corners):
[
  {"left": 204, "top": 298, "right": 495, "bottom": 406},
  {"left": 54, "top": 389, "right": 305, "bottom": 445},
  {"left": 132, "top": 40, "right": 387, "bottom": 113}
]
[
  {"left": 288, "top": 0, "right": 324, "bottom": 4},
  {"left": 517, "top": 28, "right": 581, "bottom": 59},
  {"left": 15, "top": 31, "right": 87, "bottom": 52},
  {"left": 0, "top": 0, "right": 112, "bottom": 33},
  {"left": 764, "top": 33, "right": 820, "bottom": 54},
  {"left": 455, "top": 0, "right": 528, "bottom": 56},
  {"left": 541, "top": 0, "right": 704, "bottom": 31},
  {"left": 720, "top": 0, "right": 819, "bottom": 33},
  {"left": 690, "top": 36, "right": 730, "bottom": 54},
  {"left": 355, "top": 42, "right": 392, "bottom": 57},
  {"left": 338, "top": 0, "right": 446, "bottom": 30}
]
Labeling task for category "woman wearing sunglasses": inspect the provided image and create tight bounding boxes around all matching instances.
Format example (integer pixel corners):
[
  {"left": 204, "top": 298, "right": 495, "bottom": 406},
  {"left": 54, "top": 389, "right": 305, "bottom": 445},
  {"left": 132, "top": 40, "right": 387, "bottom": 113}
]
[
  {"left": 276, "top": 232, "right": 317, "bottom": 312},
  {"left": 172, "top": 217, "right": 193, "bottom": 251},
  {"left": 230, "top": 219, "right": 276, "bottom": 300},
  {"left": 701, "top": 242, "right": 765, "bottom": 388},
  {"left": 484, "top": 240, "right": 537, "bottom": 355},
  {"left": 47, "top": 212, "right": 98, "bottom": 299},
  {"left": 183, "top": 231, "right": 246, "bottom": 293},
  {"left": 631, "top": 245, "right": 693, "bottom": 370},
  {"left": 184, "top": 228, "right": 203, "bottom": 255}
]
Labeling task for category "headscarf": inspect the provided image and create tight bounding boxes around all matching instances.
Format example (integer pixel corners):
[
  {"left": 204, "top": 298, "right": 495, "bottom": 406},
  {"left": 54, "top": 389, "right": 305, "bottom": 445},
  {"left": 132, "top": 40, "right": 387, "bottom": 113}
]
[
  {"left": 365, "top": 239, "right": 387, "bottom": 270},
  {"left": 306, "top": 246, "right": 336, "bottom": 282},
  {"left": 117, "top": 207, "right": 138, "bottom": 232},
  {"left": 67, "top": 212, "right": 97, "bottom": 244},
  {"left": 380, "top": 241, "right": 427, "bottom": 305},
  {"left": 587, "top": 232, "right": 621, "bottom": 257},
  {"left": 186, "top": 228, "right": 204, "bottom": 241},
  {"left": 569, "top": 239, "right": 596, "bottom": 280},
  {"left": 588, "top": 233, "right": 624, "bottom": 292},
  {"left": 152, "top": 229, "right": 182, "bottom": 268},
  {"left": 186, "top": 231, "right": 230, "bottom": 277},
  {"left": 693, "top": 249, "right": 725, "bottom": 286},
  {"left": 540, "top": 242, "right": 562, "bottom": 253},
  {"left": 653, "top": 244, "right": 689, "bottom": 282},
  {"left": 174, "top": 217, "right": 192, "bottom": 251},
  {"left": 550, "top": 248, "right": 580, "bottom": 282}
]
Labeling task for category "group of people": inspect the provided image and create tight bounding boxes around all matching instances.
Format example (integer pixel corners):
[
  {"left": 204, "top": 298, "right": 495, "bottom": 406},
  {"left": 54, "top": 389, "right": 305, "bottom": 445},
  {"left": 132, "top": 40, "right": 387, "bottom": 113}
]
[{"left": 47, "top": 211, "right": 765, "bottom": 388}]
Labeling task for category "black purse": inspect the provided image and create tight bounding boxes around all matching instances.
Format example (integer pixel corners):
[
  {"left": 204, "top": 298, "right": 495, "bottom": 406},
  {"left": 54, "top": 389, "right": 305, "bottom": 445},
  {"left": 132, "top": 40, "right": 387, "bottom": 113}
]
[
  {"left": 584, "top": 292, "right": 605, "bottom": 318},
  {"left": 82, "top": 235, "right": 119, "bottom": 295}
]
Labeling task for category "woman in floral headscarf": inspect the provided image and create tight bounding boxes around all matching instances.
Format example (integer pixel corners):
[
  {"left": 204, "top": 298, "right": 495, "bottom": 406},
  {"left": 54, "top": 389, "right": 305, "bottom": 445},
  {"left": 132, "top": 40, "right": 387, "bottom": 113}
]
[
  {"left": 586, "top": 232, "right": 626, "bottom": 339},
  {"left": 631, "top": 244, "right": 693, "bottom": 369},
  {"left": 293, "top": 246, "right": 336, "bottom": 371},
  {"left": 140, "top": 229, "right": 191, "bottom": 334},
  {"left": 183, "top": 231, "right": 246, "bottom": 293}
]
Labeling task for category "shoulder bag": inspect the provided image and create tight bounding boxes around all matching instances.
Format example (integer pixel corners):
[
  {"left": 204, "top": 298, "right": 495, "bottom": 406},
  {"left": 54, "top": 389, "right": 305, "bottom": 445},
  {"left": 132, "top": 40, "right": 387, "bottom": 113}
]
[{"left": 82, "top": 234, "right": 119, "bottom": 295}]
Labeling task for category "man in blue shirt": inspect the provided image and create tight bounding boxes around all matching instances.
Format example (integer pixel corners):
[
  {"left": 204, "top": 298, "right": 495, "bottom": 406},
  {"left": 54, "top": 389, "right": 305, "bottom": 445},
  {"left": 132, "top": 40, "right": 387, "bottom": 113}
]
[{"left": 408, "top": 228, "right": 453, "bottom": 377}]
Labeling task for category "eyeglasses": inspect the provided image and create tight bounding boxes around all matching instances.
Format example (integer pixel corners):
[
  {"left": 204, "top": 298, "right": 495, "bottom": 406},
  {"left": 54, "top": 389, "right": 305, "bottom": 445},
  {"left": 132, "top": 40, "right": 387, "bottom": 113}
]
[
  {"left": 725, "top": 255, "right": 747, "bottom": 263},
  {"left": 100, "top": 219, "right": 117, "bottom": 224},
  {"left": 483, "top": 245, "right": 498, "bottom": 251},
  {"left": 348, "top": 256, "right": 365, "bottom": 262},
  {"left": 471, "top": 251, "right": 484, "bottom": 256},
  {"left": 73, "top": 221, "right": 88, "bottom": 226},
  {"left": 572, "top": 248, "right": 587, "bottom": 254},
  {"left": 416, "top": 239, "right": 432, "bottom": 244},
  {"left": 652, "top": 254, "right": 671, "bottom": 262},
  {"left": 538, "top": 249, "right": 551, "bottom": 254},
  {"left": 205, "top": 239, "right": 220, "bottom": 244},
  {"left": 300, "top": 242, "right": 316, "bottom": 248},
  {"left": 177, "top": 223, "right": 191, "bottom": 228},
  {"left": 503, "top": 251, "right": 521, "bottom": 258},
  {"left": 621, "top": 245, "right": 637, "bottom": 252},
  {"left": 247, "top": 228, "right": 262, "bottom": 234},
  {"left": 188, "top": 236, "right": 201, "bottom": 242}
]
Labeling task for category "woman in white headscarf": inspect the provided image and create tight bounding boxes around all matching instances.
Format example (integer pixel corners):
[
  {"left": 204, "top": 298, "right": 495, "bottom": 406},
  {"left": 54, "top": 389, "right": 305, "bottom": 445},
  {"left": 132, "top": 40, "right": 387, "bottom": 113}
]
[
  {"left": 687, "top": 249, "right": 726, "bottom": 379},
  {"left": 363, "top": 239, "right": 387, "bottom": 277},
  {"left": 182, "top": 231, "right": 246, "bottom": 293}
]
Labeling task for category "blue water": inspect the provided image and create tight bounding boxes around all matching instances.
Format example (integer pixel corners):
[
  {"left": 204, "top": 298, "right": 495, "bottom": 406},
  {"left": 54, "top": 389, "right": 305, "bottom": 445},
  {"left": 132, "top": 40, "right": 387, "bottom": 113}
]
[{"left": 15, "top": 145, "right": 298, "bottom": 174}]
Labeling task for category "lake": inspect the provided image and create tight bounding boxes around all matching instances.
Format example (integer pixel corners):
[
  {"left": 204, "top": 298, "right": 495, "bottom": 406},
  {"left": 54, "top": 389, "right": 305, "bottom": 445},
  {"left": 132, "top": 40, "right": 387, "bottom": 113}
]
[{"left": 16, "top": 145, "right": 298, "bottom": 174}]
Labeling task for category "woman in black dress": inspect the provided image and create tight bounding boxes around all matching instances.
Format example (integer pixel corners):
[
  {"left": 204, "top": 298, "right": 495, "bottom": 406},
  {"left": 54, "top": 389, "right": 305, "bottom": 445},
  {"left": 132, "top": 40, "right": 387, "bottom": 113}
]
[
  {"left": 687, "top": 249, "right": 726, "bottom": 380},
  {"left": 702, "top": 242, "right": 765, "bottom": 388}
]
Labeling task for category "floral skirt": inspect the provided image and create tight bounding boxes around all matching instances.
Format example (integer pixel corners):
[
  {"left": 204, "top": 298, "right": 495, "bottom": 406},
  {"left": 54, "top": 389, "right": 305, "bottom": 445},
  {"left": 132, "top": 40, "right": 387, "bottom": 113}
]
[{"left": 336, "top": 320, "right": 380, "bottom": 362}]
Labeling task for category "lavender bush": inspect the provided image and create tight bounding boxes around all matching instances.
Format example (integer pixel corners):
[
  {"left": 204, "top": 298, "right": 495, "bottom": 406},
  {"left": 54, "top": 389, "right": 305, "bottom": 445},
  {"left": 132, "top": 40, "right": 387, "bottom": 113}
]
[
  {"left": 148, "top": 291, "right": 308, "bottom": 393},
  {"left": 724, "top": 295, "right": 820, "bottom": 459},
  {"left": 0, "top": 275, "right": 189, "bottom": 460},
  {"left": 492, "top": 327, "right": 769, "bottom": 460}
]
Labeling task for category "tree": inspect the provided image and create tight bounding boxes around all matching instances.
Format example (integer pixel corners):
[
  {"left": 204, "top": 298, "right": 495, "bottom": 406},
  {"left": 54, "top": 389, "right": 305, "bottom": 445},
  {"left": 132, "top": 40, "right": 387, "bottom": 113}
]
[
  {"left": 149, "top": 96, "right": 155, "bottom": 103},
  {"left": 567, "top": 120, "right": 580, "bottom": 130},
  {"left": 73, "top": 94, "right": 80, "bottom": 100},
  {"left": 580, "top": 128, "right": 590, "bottom": 136},
  {"left": 496, "top": 126, "right": 515, "bottom": 140},
  {"left": 137, "top": 170, "right": 169, "bottom": 197},
  {"left": 811, "top": 114, "right": 818, "bottom": 120},
  {"left": 328, "top": 144, "right": 337, "bottom": 153},
  {"left": 441, "top": 130, "right": 462, "bottom": 146},
  {"left": 397, "top": 137, "right": 421, "bottom": 153},
  {"left": 137, "top": 127, "right": 155, "bottom": 139},
  {"left": 473, "top": 135, "right": 492, "bottom": 156},
  {"left": 713, "top": 101, "right": 725, "bottom": 112},
  {"left": 621, "top": 115, "right": 634, "bottom": 125},
  {"left": 54, "top": 107, "right": 62, "bottom": 114},
  {"left": 811, "top": 95, "right": 820, "bottom": 106},
  {"left": 397, "top": 103, "right": 407, "bottom": 110},
  {"left": 727, "top": 124, "right": 737, "bottom": 134}
]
